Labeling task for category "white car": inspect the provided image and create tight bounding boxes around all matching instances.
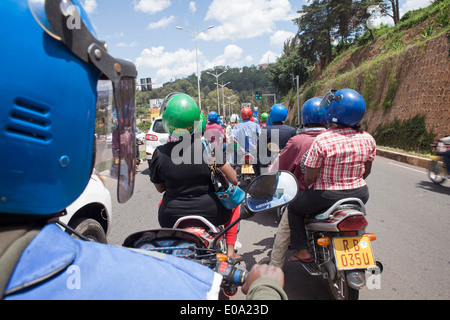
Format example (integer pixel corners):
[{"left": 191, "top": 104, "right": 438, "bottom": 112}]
[
  {"left": 59, "top": 173, "right": 112, "bottom": 244},
  {"left": 136, "top": 128, "right": 146, "bottom": 144},
  {"left": 145, "top": 117, "right": 168, "bottom": 168}
]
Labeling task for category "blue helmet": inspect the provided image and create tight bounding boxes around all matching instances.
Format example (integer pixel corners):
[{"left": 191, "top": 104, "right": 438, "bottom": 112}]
[
  {"left": 0, "top": 0, "right": 137, "bottom": 216},
  {"left": 301, "top": 97, "right": 327, "bottom": 126},
  {"left": 321, "top": 89, "right": 366, "bottom": 127},
  {"left": 268, "top": 104, "right": 288, "bottom": 123},
  {"left": 208, "top": 111, "right": 219, "bottom": 123}
]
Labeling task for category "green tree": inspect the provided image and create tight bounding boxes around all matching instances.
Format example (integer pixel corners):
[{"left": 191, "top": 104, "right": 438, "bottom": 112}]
[{"left": 269, "top": 51, "right": 309, "bottom": 96}]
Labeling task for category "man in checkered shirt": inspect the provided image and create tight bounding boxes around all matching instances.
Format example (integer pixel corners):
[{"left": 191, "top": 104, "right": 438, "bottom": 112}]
[{"left": 287, "top": 89, "right": 376, "bottom": 263}]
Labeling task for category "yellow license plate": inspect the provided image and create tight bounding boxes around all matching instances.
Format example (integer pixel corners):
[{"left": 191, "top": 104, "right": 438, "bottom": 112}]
[
  {"left": 241, "top": 164, "right": 254, "bottom": 174},
  {"left": 333, "top": 236, "right": 375, "bottom": 270}
]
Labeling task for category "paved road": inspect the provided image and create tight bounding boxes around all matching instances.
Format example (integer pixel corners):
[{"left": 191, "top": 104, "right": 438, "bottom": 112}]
[{"left": 105, "top": 148, "right": 450, "bottom": 300}]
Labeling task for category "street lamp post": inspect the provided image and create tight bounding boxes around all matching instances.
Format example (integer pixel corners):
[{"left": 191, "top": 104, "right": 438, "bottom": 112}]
[
  {"left": 216, "top": 81, "right": 230, "bottom": 120},
  {"left": 176, "top": 25, "right": 214, "bottom": 110},
  {"left": 225, "top": 95, "right": 236, "bottom": 118},
  {"left": 206, "top": 70, "right": 227, "bottom": 115}
]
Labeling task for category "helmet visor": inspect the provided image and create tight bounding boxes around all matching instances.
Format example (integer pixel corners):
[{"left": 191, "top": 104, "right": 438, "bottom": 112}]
[{"left": 94, "top": 78, "right": 136, "bottom": 203}]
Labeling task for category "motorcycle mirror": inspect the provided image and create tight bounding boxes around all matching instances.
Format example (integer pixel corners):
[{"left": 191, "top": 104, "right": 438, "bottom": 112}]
[{"left": 245, "top": 171, "right": 298, "bottom": 213}]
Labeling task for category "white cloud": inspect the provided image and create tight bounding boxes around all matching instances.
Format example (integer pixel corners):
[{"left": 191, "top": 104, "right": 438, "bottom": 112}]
[
  {"left": 189, "top": 2, "right": 197, "bottom": 13},
  {"left": 368, "top": 0, "right": 433, "bottom": 27},
  {"left": 400, "top": 0, "right": 432, "bottom": 17},
  {"left": 134, "top": 0, "right": 171, "bottom": 14},
  {"left": 104, "top": 32, "right": 124, "bottom": 39},
  {"left": 200, "top": 0, "right": 297, "bottom": 41},
  {"left": 81, "top": 0, "right": 97, "bottom": 14},
  {"left": 147, "top": 15, "right": 175, "bottom": 29},
  {"left": 204, "top": 44, "right": 253, "bottom": 69},
  {"left": 270, "top": 30, "right": 295, "bottom": 48},
  {"left": 259, "top": 50, "right": 279, "bottom": 64},
  {"left": 136, "top": 44, "right": 255, "bottom": 85},
  {"left": 136, "top": 46, "right": 200, "bottom": 84},
  {"left": 116, "top": 41, "right": 139, "bottom": 48}
]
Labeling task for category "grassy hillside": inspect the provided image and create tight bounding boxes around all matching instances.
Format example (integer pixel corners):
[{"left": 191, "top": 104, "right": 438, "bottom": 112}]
[{"left": 283, "top": 0, "right": 449, "bottom": 153}]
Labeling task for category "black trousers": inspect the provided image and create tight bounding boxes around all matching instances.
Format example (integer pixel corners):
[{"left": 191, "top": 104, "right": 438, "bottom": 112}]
[{"left": 288, "top": 185, "right": 369, "bottom": 250}]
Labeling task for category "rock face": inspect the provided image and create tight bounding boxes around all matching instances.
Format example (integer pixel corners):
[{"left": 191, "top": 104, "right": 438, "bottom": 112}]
[
  {"left": 365, "top": 35, "right": 449, "bottom": 139},
  {"left": 287, "top": 33, "right": 449, "bottom": 140}
]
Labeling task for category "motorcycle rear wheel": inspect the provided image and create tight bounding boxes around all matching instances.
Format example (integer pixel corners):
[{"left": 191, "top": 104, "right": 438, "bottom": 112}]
[
  {"left": 428, "top": 161, "right": 446, "bottom": 185},
  {"left": 326, "top": 271, "right": 359, "bottom": 300}
]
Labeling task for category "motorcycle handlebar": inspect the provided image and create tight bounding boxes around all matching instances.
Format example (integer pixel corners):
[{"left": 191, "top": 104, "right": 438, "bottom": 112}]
[{"left": 215, "top": 261, "right": 248, "bottom": 286}]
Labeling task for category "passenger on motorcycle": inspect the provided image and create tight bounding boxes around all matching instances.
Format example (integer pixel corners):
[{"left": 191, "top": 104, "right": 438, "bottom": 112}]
[
  {"left": 265, "top": 104, "right": 296, "bottom": 151},
  {"left": 0, "top": 0, "right": 284, "bottom": 300},
  {"left": 230, "top": 107, "right": 261, "bottom": 168},
  {"left": 258, "top": 104, "right": 296, "bottom": 176},
  {"left": 225, "top": 114, "right": 239, "bottom": 165},
  {"left": 205, "top": 111, "right": 225, "bottom": 147},
  {"left": 269, "top": 97, "right": 327, "bottom": 268},
  {"left": 260, "top": 112, "right": 269, "bottom": 127},
  {"left": 287, "top": 89, "right": 376, "bottom": 263},
  {"left": 149, "top": 94, "right": 241, "bottom": 259},
  {"left": 439, "top": 136, "right": 450, "bottom": 176}
]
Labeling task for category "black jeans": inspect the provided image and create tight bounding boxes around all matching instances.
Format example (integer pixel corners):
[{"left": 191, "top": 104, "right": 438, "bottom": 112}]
[{"left": 288, "top": 185, "right": 369, "bottom": 251}]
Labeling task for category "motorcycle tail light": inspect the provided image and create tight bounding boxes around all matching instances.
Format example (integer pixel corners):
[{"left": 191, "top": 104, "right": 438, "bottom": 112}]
[
  {"left": 338, "top": 215, "right": 368, "bottom": 231},
  {"left": 244, "top": 154, "right": 254, "bottom": 164}
]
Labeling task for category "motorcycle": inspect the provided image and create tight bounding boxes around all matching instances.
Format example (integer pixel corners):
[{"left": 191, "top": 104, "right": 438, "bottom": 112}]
[
  {"left": 428, "top": 139, "right": 449, "bottom": 185},
  {"left": 122, "top": 171, "right": 298, "bottom": 297},
  {"left": 236, "top": 153, "right": 256, "bottom": 190},
  {"left": 299, "top": 198, "right": 383, "bottom": 300}
]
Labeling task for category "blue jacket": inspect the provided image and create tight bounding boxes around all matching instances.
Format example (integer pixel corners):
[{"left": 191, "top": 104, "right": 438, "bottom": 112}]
[{"left": 4, "top": 224, "right": 221, "bottom": 300}]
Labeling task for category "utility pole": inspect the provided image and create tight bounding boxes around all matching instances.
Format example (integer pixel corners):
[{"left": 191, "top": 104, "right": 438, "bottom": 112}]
[{"left": 206, "top": 70, "right": 227, "bottom": 115}]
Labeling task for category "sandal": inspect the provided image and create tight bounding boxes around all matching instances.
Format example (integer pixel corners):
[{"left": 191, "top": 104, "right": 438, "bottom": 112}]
[{"left": 288, "top": 254, "right": 313, "bottom": 263}]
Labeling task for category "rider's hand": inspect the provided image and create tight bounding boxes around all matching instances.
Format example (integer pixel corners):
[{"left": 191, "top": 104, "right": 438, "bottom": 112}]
[{"left": 241, "top": 264, "right": 284, "bottom": 295}]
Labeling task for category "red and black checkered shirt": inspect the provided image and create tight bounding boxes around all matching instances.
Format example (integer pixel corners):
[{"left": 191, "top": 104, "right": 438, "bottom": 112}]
[{"left": 304, "top": 127, "right": 376, "bottom": 190}]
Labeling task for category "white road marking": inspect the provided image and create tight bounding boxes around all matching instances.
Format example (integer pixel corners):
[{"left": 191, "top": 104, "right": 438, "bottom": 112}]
[{"left": 388, "top": 162, "right": 426, "bottom": 174}]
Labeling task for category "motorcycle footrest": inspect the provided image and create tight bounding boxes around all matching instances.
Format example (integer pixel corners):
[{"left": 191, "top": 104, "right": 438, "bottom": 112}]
[{"left": 299, "top": 262, "right": 322, "bottom": 276}]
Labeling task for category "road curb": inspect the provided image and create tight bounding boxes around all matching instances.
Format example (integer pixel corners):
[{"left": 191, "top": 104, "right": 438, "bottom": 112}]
[{"left": 376, "top": 148, "right": 431, "bottom": 169}]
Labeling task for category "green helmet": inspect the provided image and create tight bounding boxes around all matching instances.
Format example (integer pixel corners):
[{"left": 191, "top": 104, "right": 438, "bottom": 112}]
[
  {"left": 261, "top": 112, "right": 269, "bottom": 122},
  {"left": 195, "top": 111, "right": 207, "bottom": 134},
  {"left": 162, "top": 93, "right": 200, "bottom": 137}
]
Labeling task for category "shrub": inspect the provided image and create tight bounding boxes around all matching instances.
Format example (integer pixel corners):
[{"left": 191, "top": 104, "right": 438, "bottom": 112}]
[{"left": 373, "top": 114, "right": 435, "bottom": 153}]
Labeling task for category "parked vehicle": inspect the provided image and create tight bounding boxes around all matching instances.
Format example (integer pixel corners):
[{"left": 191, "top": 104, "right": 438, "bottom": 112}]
[
  {"left": 299, "top": 198, "right": 383, "bottom": 300},
  {"left": 136, "top": 128, "right": 146, "bottom": 145},
  {"left": 428, "top": 138, "right": 449, "bottom": 185},
  {"left": 145, "top": 117, "right": 169, "bottom": 169},
  {"left": 123, "top": 171, "right": 298, "bottom": 297},
  {"left": 58, "top": 173, "right": 112, "bottom": 244}
]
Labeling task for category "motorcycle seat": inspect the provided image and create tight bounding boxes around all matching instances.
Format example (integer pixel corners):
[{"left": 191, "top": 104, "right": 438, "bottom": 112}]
[
  {"left": 309, "top": 198, "right": 366, "bottom": 220},
  {"left": 173, "top": 215, "right": 221, "bottom": 234}
]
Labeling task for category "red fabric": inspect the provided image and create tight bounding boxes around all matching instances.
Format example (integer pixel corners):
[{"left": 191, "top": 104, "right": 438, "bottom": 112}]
[{"left": 223, "top": 205, "right": 239, "bottom": 245}]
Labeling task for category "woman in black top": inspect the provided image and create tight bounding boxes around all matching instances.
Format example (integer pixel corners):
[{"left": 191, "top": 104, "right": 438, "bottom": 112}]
[
  {"left": 149, "top": 93, "right": 240, "bottom": 258},
  {"left": 150, "top": 137, "right": 236, "bottom": 227}
]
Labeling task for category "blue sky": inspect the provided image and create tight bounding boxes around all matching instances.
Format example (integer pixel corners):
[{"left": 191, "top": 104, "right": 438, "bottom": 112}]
[{"left": 80, "top": 0, "right": 431, "bottom": 88}]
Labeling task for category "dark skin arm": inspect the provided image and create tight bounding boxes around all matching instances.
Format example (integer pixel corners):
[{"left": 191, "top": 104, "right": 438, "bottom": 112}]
[
  {"left": 219, "top": 162, "right": 238, "bottom": 185},
  {"left": 304, "top": 166, "right": 321, "bottom": 187},
  {"left": 154, "top": 183, "right": 166, "bottom": 193},
  {"left": 363, "top": 161, "right": 372, "bottom": 179}
]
